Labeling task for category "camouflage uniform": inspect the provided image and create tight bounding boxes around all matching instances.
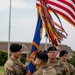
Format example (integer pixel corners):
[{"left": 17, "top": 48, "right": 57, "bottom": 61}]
[
  {"left": 74, "top": 68, "right": 75, "bottom": 75},
  {"left": 48, "top": 60, "right": 70, "bottom": 75},
  {"left": 65, "top": 62, "right": 75, "bottom": 75},
  {"left": 33, "top": 65, "right": 56, "bottom": 75},
  {"left": 3, "top": 57, "right": 26, "bottom": 75}
]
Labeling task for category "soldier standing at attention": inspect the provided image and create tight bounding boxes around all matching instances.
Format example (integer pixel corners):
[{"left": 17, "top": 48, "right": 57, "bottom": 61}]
[
  {"left": 3, "top": 43, "right": 26, "bottom": 75},
  {"left": 47, "top": 46, "right": 70, "bottom": 75},
  {"left": 59, "top": 50, "right": 75, "bottom": 75},
  {"left": 33, "top": 51, "right": 56, "bottom": 75}
]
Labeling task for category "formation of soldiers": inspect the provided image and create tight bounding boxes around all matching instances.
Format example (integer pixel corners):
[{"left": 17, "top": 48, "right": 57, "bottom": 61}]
[{"left": 2, "top": 43, "right": 75, "bottom": 75}]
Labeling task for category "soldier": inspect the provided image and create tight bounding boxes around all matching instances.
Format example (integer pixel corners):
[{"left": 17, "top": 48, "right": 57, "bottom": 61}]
[
  {"left": 59, "top": 50, "right": 75, "bottom": 75},
  {"left": 3, "top": 43, "right": 26, "bottom": 75},
  {"left": 33, "top": 51, "right": 56, "bottom": 75},
  {"left": 47, "top": 46, "right": 70, "bottom": 75}
]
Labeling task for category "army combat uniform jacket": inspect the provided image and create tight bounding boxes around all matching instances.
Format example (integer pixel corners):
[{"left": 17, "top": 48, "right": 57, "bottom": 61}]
[
  {"left": 48, "top": 60, "right": 70, "bottom": 75},
  {"left": 33, "top": 65, "right": 56, "bottom": 75},
  {"left": 65, "top": 62, "right": 75, "bottom": 75},
  {"left": 3, "top": 58, "right": 26, "bottom": 75}
]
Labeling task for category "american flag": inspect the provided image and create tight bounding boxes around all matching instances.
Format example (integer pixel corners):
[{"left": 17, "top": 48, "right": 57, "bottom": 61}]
[{"left": 36, "top": 0, "right": 75, "bottom": 27}]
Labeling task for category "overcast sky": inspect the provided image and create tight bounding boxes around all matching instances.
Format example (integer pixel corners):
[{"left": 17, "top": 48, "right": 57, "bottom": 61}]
[{"left": 0, "top": 0, "right": 75, "bottom": 50}]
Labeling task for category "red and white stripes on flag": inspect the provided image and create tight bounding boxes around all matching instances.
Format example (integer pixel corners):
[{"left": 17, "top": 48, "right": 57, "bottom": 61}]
[{"left": 36, "top": 0, "right": 75, "bottom": 27}]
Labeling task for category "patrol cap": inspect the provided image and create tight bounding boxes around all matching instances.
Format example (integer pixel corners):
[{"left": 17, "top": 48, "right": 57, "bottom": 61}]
[
  {"left": 47, "top": 46, "right": 57, "bottom": 53},
  {"left": 36, "top": 52, "right": 48, "bottom": 62},
  {"left": 10, "top": 44, "right": 22, "bottom": 52},
  {"left": 59, "top": 50, "right": 68, "bottom": 57}
]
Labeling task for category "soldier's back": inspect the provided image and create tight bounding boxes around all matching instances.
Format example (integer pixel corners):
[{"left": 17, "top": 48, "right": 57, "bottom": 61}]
[{"left": 33, "top": 66, "right": 56, "bottom": 75}]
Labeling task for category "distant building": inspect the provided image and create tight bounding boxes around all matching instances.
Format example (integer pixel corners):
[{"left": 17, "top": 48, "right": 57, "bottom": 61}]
[{"left": 0, "top": 41, "right": 74, "bottom": 58}]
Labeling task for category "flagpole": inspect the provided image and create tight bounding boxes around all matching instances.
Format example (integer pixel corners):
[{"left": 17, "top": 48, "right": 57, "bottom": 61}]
[
  {"left": 8, "top": 0, "right": 12, "bottom": 59},
  {"left": 45, "top": 31, "right": 47, "bottom": 50}
]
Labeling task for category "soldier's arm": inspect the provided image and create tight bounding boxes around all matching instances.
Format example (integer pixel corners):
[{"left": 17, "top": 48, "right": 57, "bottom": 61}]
[
  {"left": 33, "top": 69, "right": 42, "bottom": 75},
  {"left": 6, "top": 70, "right": 14, "bottom": 75},
  {"left": 64, "top": 65, "right": 70, "bottom": 75},
  {"left": 19, "top": 61, "right": 26, "bottom": 75},
  {"left": 33, "top": 71, "right": 41, "bottom": 75},
  {"left": 19, "top": 61, "right": 26, "bottom": 70},
  {"left": 33, "top": 72, "right": 39, "bottom": 75},
  {"left": 4, "top": 67, "right": 14, "bottom": 75},
  {"left": 61, "top": 62, "right": 70, "bottom": 75},
  {"left": 70, "top": 64, "right": 75, "bottom": 75}
]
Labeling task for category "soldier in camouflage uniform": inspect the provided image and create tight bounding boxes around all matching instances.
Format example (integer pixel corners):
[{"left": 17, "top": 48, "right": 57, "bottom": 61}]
[
  {"left": 47, "top": 46, "right": 70, "bottom": 75},
  {"left": 3, "top": 44, "right": 26, "bottom": 75},
  {"left": 33, "top": 51, "right": 56, "bottom": 75},
  {"left": 59, "top": 50, "right": 75, "bottom": 75}
]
